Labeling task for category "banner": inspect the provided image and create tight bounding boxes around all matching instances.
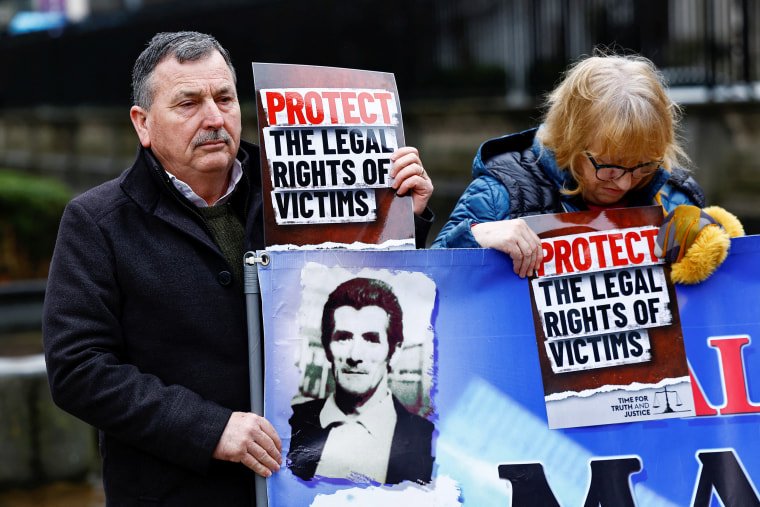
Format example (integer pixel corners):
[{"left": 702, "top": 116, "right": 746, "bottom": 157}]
[
  {"left": 259, "top": 236, "right": 760, "bottom": 506},
  {"left": 253, "top": 63, "right": 415, "bottom": 248}
]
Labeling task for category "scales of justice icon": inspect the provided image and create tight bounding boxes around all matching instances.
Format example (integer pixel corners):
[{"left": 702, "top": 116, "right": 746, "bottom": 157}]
[{"left": 653, "top": 385, "right": 689, "bottom": 413}]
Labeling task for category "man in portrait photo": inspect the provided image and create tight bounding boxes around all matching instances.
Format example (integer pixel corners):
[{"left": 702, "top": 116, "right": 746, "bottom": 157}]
[{"left": 287, "top": 277, "right": 434, "bottom": 484}]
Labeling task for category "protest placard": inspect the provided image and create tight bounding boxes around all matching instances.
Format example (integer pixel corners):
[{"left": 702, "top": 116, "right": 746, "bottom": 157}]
[
  {"left": 253, "top": 63, "right": 415, "bottom": 248},
  {"left": 524, "top": 206, "right": 695, "bottom": 428}
]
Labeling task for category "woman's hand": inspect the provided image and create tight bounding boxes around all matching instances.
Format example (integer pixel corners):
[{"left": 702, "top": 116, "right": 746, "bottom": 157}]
[{"left": 472, "top": 219, "right": 543, "bottom": 278}]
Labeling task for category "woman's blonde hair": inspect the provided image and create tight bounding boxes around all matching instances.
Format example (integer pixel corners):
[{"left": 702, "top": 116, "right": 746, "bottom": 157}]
[{"left": 537, "top": 52, "right": 689, "bottom": 196}]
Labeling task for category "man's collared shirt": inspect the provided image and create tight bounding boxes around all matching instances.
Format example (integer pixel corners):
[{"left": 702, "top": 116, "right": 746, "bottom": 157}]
[
  {"left": 165, "top": 159, "right": 243, "bottom": 207},
  {"left": 315, "top": 387, "right": 397, "bottom": 482}
]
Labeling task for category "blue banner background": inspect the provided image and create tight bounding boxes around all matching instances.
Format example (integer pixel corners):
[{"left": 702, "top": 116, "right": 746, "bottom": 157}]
[{"left": 259, "top": 235, "right": 760, "bottom": 506}]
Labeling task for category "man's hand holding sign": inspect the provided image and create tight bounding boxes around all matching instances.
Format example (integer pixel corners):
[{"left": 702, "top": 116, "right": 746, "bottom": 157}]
[{"left": 390, "top": 146, "right": 432, "bottom": 216}]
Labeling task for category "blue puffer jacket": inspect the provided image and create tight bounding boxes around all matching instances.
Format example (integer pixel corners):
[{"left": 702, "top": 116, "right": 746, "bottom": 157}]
[{"left": 433, "top": 128, "right": 705, "bottom": 248}]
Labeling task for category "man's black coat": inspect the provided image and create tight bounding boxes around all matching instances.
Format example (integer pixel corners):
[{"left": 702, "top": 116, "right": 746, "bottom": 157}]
[{"left": 44, "top": 143, "right": 266, "bottom": 505}]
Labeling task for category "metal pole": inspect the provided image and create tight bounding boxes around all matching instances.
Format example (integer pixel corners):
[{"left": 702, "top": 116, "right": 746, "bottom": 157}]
[{"left": 244, "top": 250, "right": 270, "bottom": 507}]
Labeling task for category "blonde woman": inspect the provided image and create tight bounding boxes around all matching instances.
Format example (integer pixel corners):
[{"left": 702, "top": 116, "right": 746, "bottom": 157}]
[{"left": 433, "top": 53, "right": 743, "bottom": 283}]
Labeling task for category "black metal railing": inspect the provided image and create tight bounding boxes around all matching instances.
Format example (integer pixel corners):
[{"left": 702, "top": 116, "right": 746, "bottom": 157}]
[{"left": 431, "top": 0, "right": 760, "bottom": 100}]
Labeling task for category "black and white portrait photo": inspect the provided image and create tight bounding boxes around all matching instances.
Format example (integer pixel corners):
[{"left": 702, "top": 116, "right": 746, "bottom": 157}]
[{"left": 286, "top": 265, "right": 436, "bottom": 485}]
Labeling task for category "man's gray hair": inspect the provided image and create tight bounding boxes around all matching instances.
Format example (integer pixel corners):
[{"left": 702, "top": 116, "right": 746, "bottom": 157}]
[{"left": 131, "top": 31, "right": 237, "bottom": 109}]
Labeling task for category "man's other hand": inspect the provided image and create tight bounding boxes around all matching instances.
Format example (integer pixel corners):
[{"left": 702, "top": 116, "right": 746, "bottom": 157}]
[
  {"left": 213, "top": 412, "right": 283, "bottom": 477},
  {"left": 390, "top": 146, "right": 434, "bottom": 215}
]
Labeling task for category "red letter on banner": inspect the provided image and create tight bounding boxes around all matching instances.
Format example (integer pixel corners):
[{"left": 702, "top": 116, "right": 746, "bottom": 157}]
[{"left": 709, "top": 335, "right": 760, "bottom": 415}]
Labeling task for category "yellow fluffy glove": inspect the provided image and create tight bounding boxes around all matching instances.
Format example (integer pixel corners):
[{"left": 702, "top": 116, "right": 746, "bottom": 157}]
[{"left": 655, "top": 205, "right": 744, "bottom": 284}]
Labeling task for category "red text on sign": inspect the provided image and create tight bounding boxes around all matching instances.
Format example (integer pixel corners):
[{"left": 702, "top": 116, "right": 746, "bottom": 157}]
[
  {"left": 264, "top": 89, "right": 395, "bottom": 126},
  {"left": 538, "top": 228, "right": 659, "bottom": 277}
]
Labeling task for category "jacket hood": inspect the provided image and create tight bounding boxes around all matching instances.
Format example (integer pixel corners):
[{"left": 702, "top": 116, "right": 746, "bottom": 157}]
[{"left": 472, "top": 127, "right": 573, "bottom": 191}]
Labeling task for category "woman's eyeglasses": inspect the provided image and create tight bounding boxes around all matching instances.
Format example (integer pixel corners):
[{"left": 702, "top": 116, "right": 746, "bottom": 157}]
[{"left": 585, "top": 153, "right": 663, "bottom": 181}]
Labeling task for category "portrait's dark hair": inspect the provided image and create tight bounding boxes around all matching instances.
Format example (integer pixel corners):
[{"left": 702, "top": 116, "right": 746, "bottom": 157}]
[
  {"left": 321, "top": 278, "right": 404, "bottom": 362},
  {"left": 132, "top": 31, "right": 237, "bottom": 109}
]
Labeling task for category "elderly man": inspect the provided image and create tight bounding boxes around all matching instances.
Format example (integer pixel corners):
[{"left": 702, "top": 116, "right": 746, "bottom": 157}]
[
  {"left": 43, "top": 31, "right": 433, "bottom": 505},
  {"left": 288, "top": 277, "right": 434, "bottom": 484}
]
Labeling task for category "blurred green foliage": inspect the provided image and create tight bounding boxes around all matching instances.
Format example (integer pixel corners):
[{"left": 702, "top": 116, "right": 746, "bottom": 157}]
[{"left": 0, "top": 170, "right": 71, "bottom": 281}]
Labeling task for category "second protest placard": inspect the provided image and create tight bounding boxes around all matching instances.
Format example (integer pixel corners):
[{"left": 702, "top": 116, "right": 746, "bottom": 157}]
[{"left": 525, "top": 206, "right": 696, "bottom": 429}]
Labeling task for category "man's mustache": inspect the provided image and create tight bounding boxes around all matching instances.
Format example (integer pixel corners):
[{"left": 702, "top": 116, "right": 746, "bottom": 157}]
[{"left": 193, "top": 129, "right": 231, "bottom": 147}]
